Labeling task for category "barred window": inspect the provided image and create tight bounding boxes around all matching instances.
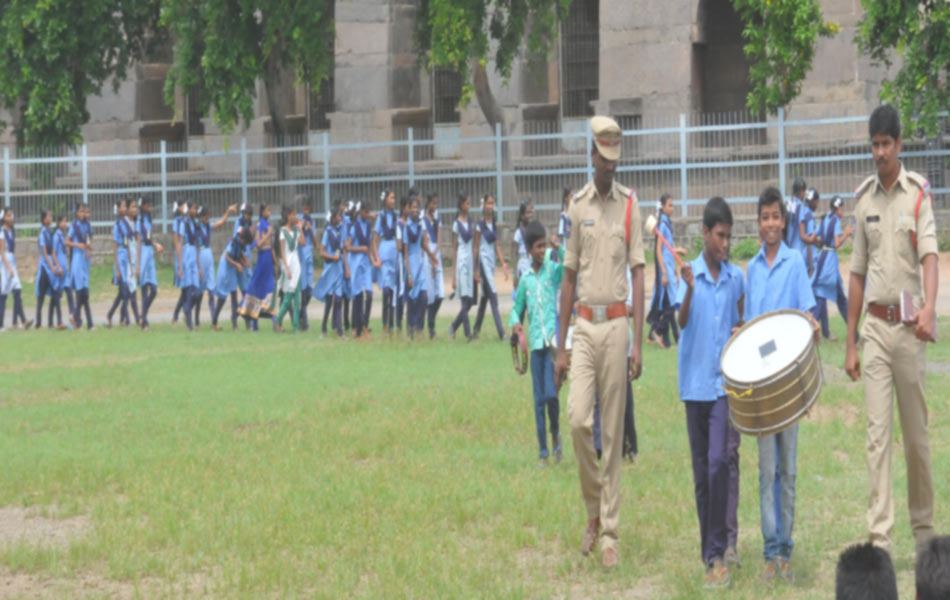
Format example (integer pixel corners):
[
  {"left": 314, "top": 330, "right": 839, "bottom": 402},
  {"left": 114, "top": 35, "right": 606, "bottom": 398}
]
[
  {"left": 433, "top": 67, "right": 462, "bottom": 124},
  {"left": 309, "top": 77, "right": 334, "bottom": 131},
  {"left": 561, "top": 0, "right": 599, "bottom": 118}
]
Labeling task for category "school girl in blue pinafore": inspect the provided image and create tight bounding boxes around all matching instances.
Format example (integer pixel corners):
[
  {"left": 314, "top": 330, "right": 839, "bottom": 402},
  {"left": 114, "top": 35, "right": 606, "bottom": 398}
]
[
  {"left": 125, "top": 200, "right": 143, "bottom": 326},
  {"left": 402, "top": 195, "right": 436, "bottom": 338},
  {"left": 296, "top": 196, "right": 316, "bottom": 331},
  {"left": 66, "top": 203, "right": 93, "bottom": 329},
  {"left": 449, "top": 193, "right": 476, "bottom": 340},
  {"left": 193, "top": 204, "right": 236, "bottom": 328},
  {"left": 422, "top": 193, "right": 444, "bottom": 339},
  {"left": 106, "top": 200, "right": 134, "bottom": 327},
  {"left": 136, "top": 198, "right": 161, "bottom": 330},
  {"left": 314, "top": 201, "right": 346, "bottom": 337},
  {"left": 171, "top": 201, "right": 189, "bottom": 325},
  {"left": 345, "top": 201, "right": 376, "bottom": 338},
  {"left": 394, "top": 197, "right": 410, "bottom": 332},
  {"left": 177, "top": 202, "right": 202, "bottom": 330},
  {"left": 373, "top": 189, "right": 399, "bottom": 333},
  {"left": 339, "top": 202, "right": 353, "bottom": 331},
  {"left": 511, "top": 199, "right": 534, "bottom": 323},
  {"left": 646, "top": 194, "right": 681, "bottom": 348},
  {"left": 211, "top": 226, "right": 253, "bottom": 331},
  {"left": 239, "top": 204, "right": 276, "bottom": 330},
  {"left": 51, "top": 215, "right": 70, "bottom": 328},
  {"left": 34, "top": 210, "right": 63, "bottom": 329},
  {"left": 811, "top": 195, "right": 853, "bottom": 340},
  {"left": 0, "top": 209, "right": 31, "bottom": 329},
  {"left": 472, "top": 194, "right": 509, "bottom": 340},
  {"left": 57, "top": 209, "right": 77, "bottom": 326}
]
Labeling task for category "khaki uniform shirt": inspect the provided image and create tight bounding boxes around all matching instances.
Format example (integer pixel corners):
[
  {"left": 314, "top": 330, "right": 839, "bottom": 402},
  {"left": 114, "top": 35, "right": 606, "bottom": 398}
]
[
  {"left": 850, "top": 164, "right": 938, "bottom": 305},
  {"left": 564, "top": 180, "right": 646, "bottom": 305}
]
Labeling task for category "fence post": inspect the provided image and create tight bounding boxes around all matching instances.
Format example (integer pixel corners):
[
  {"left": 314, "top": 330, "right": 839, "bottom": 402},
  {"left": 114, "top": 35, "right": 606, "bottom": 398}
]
[
  {"left": 240, "top": 137, "right": 248, "bottom": 209},
  {"left": 408, "top": 127, "right": 415, "bottom": 190},
  {"left": 81, "top": 144, "right": 89, "bottom": 207},
  {"left": 679, "top": 114, "right": 688, "bottom": 217},
  {"left": 160, "top": 140, "right": 168, "bottom": 234},
  {"left": 3, "top": 147, "right": 9, "bottom": 208},
  {"left": 495, "top": 122, "right": 503, "bottom": 211},
  {"left": 322, "top": 132, "right": 330, "bottom": 216},
  {"left": 777, "top": 107, "right": 787, "bottom": 198}
]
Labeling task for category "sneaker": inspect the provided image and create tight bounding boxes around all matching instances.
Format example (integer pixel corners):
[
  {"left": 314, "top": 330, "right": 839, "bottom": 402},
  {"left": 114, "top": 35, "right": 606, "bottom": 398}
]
[
  {"left": 761, "top": 559, "right": 779, "bottom": 583},
  {"left": 553, "top": 434, "right": 562, "bottom": 464},
  {"left": 778, "top": 558, "right": 793, "bottom": 582},
  {"left": 703, "top": 558, "right": 730, "bottom": 589},
  {"left": 724, "top": 546, "right": 741, "bottom": 569}
]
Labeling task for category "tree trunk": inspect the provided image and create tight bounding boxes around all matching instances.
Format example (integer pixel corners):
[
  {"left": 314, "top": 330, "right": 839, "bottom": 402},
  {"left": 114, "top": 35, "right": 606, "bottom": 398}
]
[
  {"left": 264, "top": 45, "right": 291, "bottom": 181},
  {"left": 471, "top": 61, "right": 519, "bottom": 212}
]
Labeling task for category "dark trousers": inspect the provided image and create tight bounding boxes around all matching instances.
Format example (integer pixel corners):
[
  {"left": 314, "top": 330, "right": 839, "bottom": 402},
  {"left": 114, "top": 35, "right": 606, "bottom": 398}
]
[
  {"left": 406, "top": 292, "right": 427, "bottom": 335},
  {"left": 35, "top": 270, "right": 52, "bottom": 327},
  {"left": 382, "top": 288, "right": 394, "bottom": 331},
  {"left": 426, "top": 298, "right": 442, "bottom": 339},
  {"left": 73, "top": 289, "right": 93, "bottom": 329},
  {"left": 11, "top": 289, "right": 28, "bottom": 326},
  {"left": 814, "top": 280, "right": 849, "bottom": 338},
  {"left": 140, "top": 283, "right": 157, "bottom": 328},
  {"left": 473, "top": 263, "right": 504, "bottom": 339},
  {"left": 726, "top": 422, "right": 741, "bottom": 548},
  {"left": 64, "top": 287, "right": 75, "bottom": 322},
  {"left": 181, "top": 285, "right": 199, "bottom": 330},
  {"left": 685, "top": 397, "right": 730, "bottom": 565},
  {"left": 530, "top": 348, "right": 560, "bottom": 458},
  {"left": 173, "top": 288, "right": 187, "bottom": 322},
  {"left": 451, "top": 296, "right": 474, "bottom": 339},
  {"left": 342, "top": 295, "right": 350, "bottom": 330},
  {"left": 592, "top": 382, "right": 637, "bottom": 458},
  {"left": 298, "top": 287, "right": 311, "bottom": 330}
]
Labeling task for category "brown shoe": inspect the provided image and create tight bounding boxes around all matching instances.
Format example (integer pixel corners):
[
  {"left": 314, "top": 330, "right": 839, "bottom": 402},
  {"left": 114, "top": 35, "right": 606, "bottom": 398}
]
[
  {"left": 703, "top": 558, "right": 730, "bottom": 588},
  {"left": 581, "top": 518, "right": 600, "bottom": 556},
  {"left": 601, "top": 546, "right": 617, "bottom": 569},
  {"left": 778, "top": 558, "right": 793, "bottom": 582},
  {"left": 724, "top": 546, "right": 741, "bottom": 568},
  {"left": 761, "top": 559, "right": 778, "bottom": 582}
]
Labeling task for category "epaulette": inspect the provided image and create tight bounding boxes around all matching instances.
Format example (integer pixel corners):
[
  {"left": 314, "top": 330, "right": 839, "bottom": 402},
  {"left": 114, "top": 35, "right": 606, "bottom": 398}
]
[
  {"left": 853, "top": 175, "right": 876, "bottom": 202},
  {"left": 573, "top": 182, "right": 594, "bottom": 203},
  {"left": 905, "top": 170, "right": 931, "bottom": 193},
  {"left": 615, "top": 182, "right": 633, "bottom": 200}
]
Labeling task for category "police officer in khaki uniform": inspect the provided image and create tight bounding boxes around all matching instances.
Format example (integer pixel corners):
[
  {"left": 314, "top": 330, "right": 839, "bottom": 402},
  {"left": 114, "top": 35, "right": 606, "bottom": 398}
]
[
  {"left": 845, "top": 105, "right": 938, "bottom": 553},
  {"left": 555, "top": 116, "right": 645, "bottom": 569}
]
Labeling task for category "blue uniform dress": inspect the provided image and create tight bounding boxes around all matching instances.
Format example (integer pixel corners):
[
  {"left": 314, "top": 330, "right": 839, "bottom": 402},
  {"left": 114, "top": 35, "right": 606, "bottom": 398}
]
[
  {"left": 347, "top": 217, "right": 374, "bottom": 297},
  {"left": 313, "top": 223, "right": 345, "bottom": 302},
  {"left": 674, "top": 255, "right": 743, "bottom": 565},
  {"left": 244, "top": 217, "right": 276, "bottom": 316},
  {"left": 341, "top": 215, "right": 352, "bottom": 299},
  {"left": 197, "top": 221, "right": 215, "bottom": 293},
  {"left": 423, "top": 213, "right": 444, "bottom": 304},
  {"left": 298, "top": 213, "right": 315, "bottom": 292},
  {"left": 647, "top": 213, "right": 679, "bottom": 346},
  {"left": 452, "top": 218, "right": 474, "bottom": 298},
  {"left": 179, "top": 218, "right": 200, "bottom": 289},
  {"left": 112, "top": 218, "right": 132, "bottom": 287},
  {"left": 53, "top": 229, "right": 69, "bottom": 293},
  {"left": 68, "top": 220, "right": 90, "bottom": 291},
  {"left": 0, "top": 227, "right": 21, "bottom": 295},
  {"left": 744, "top": 241, "right": 816, "bottom": 564},
  {"left": 374, "top": 210, "right": 398, "bottom": 291},
  {"left": 138, "top": 213, "right": 158, "bottom": 287},
  {"left": 233, "top": 216, "right": 253, "bottom": 292},
  {"left": 476, "top": 219, "right": 500, "bottom": 295},
  {"left": 35, "top": 226, "right": 56, "bottom": 298},
  {"left": 404, "top": 218, "right": 428, "bottom": 301},
  {"left": 798, "top": 204, "right": 816, "bottom": 271},
  {"left": 214, "top": 235, "right": 246, "bottom": 298},
  {"left": 785, "top": 198, "right": 801, "bottom": 250},
  {"left": 811, "top": 213, "right": 848, "bottom": 338},
  {"left": 512, "top": 225, "right": 531, "bottom": 283},
  {"left": 173, "top": 215, "right": 183, "bottom": 288}
]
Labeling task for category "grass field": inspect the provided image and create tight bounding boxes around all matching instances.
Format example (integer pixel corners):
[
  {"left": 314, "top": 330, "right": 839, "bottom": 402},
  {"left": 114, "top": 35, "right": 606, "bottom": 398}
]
[{"left": 1, "top": 315, "right": 949, "bottom": 599}]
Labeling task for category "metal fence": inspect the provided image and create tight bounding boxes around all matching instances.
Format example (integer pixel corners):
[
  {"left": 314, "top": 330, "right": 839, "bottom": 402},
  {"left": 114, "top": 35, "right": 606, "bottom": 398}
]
[{"left": 1, "top": 108, "right": 948, "bottom": 237}]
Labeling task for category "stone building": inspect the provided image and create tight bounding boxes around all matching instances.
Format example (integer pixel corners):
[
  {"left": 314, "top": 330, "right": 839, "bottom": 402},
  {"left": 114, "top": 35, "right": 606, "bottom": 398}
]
[{"left": 0, "top": 0, "right": 893, "bottom": 158}]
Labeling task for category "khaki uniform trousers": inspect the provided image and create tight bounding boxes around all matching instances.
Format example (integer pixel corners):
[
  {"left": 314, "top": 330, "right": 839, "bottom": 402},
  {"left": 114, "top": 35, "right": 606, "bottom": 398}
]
[
  {"left": 567, "top": 316, "right": 629, "bottom": 551},
  {"left": 862, "top": 315, "right": 935, "bottom": 550}
]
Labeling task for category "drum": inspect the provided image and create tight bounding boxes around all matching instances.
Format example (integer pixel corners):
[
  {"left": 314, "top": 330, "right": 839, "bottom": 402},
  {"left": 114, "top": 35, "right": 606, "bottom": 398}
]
[{"left": 720, "top": 309, "right": 822, "bottom": 437}]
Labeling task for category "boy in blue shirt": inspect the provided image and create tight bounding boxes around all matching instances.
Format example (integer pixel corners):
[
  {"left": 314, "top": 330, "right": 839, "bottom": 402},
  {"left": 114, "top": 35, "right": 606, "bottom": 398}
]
[
  {"left": 511, "top": 221, "right": 564, "bottom": 466},
  {"left": 675, "top": 197, "right": 743, "bottom": 588},
  {"left": 745, "top": 186, "right": 818, "bottom": 582}
]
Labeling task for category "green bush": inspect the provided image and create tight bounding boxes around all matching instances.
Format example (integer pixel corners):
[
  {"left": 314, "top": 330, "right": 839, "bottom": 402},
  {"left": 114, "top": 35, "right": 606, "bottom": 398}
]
[{"left": 730, "top": 237, "right": 760, "bottom": 260}]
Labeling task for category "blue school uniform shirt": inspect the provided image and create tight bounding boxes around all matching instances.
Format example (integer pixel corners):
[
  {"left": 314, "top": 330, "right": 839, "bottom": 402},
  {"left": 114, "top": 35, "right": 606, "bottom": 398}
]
[
  {"left": 745, "top": 241, "right": 816, "bottom": 321},
  {"left": 38, "top": 226, "right": 55, "bottom": 272},
  {"left": 675, "top": 255, "right": 743, "bottom": 401},
  {"left": 798, "top": 204, "right": 815, "bottom": 266},
  {"left": 227, "top": 235, "right": 245, "bottom": 261}
]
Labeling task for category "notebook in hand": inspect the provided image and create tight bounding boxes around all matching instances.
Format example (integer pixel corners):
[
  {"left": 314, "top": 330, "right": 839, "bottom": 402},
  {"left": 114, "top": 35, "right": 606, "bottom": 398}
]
[{"left": 900, "top": 290, "right": 916, "bottom": 325}]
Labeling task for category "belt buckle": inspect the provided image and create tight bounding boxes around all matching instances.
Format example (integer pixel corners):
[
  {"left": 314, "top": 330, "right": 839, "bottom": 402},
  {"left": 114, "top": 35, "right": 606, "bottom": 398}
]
[
  {"left": 887, "top": 305, "right": 896, "bottom": 323},
  {"left": 592, "top": 305, "right": 607, "bottom": 324}
]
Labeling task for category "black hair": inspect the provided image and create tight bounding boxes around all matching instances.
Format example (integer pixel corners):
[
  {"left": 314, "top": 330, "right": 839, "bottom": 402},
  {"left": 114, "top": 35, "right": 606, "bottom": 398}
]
[
  {"left": 835, "top": 543, "right": 897, "bottom": 600},
  {"left": 457, "top": 193, "right": 469, "bottom": 212},
  {"left": 296, "top": 194, "right": 312, "bottom": 212},
  {"left": 238, "top": 226, "right": 254, "bottom": 246},
  {"left": 869, "top": 104, "right": 901, "bottom": 141},
  {"left": 400, "top": 195, "right": 410, "bottom": 212},
  {"left": 426, "top": 193, "right": 438, "bottom": 208},
  {"left": 917, "top": 536, "right": 950, "bottom": 600},
  {"left": 197, "top": 205, "right": 209, "bottom": 218},
  {"left": 55, "top": 213, "right": 67, "bottom": 225},
  {"left": 482, "top": 194, "right": 497, "bottom": 231},
  {"left": 408, "top": 187, "right": 419, "bottom": 200},
  {"left": 792, "top": 177, "right": 807, "bottom": 195},
  {"left": 561, "top": 187, "right": 573, "bottom": 208},
  {"left": 702, "top": 196, "right": 733, "bottom": 231},
  {"left": 140, "top": 196, "right": 151, "bottom": 207},
  {"left": 659, "top": 193, "right": 673, "bottom": 209},
  {"left": 381, "top": 188, "right": 393, "bottom": 209},
  {"left": 259, "top": 203, "right": 268, "bottom": 218},
  {"left": 524, "top": 220, "right": 546, "bottom": 251},
  {"left": 39, "top": 209, "right": 51, "bottom": 224},
  {"left": 518, "top": 199, "right": 533, "bottom": 225},
  {"left": 757, "top": 186, "right": 787, "bottom": 220}
]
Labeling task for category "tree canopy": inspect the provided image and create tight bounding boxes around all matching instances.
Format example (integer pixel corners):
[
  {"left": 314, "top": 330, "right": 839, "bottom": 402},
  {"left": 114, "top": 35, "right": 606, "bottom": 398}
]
[
  {"left": 0, "top": 0, "right": 160, "bottom": 149},
  {"left": 857, "top": 0, "right": 950, "bottom": 137},
  {"left": 732, "top": 0, "right": 838, "bottom": 115}
]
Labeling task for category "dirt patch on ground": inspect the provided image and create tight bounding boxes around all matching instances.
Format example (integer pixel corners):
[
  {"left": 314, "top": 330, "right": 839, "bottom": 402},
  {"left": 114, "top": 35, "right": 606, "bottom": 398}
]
[
  {"left": 807, "top": 401, "right": 860, "bottom": 427},
  {"left": 0, "top": 507, "right": 90, "bottom": 550}
]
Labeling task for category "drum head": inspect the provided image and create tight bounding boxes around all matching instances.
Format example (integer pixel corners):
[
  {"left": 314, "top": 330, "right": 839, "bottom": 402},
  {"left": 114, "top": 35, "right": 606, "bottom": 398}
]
[{"left": 721, "top": 310, "right": 813, "bottom": 384}]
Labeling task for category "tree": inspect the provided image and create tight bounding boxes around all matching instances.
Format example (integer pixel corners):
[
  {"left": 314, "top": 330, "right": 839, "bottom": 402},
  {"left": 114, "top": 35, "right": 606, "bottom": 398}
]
[
  {"left": 732, "top": 0, "right": 838, "bottom": 115},
  {"left": 414, "top": 0, "right": 570, "bottom": 204},
  {"left": 0, "top": 0, "right": 161, "bottom": 149},
  {"left": 856, "top": 0, "right": 950, "bottom": 137},
  {"left": 161, "top": 0, "right": 334, "bottom": 179}
]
